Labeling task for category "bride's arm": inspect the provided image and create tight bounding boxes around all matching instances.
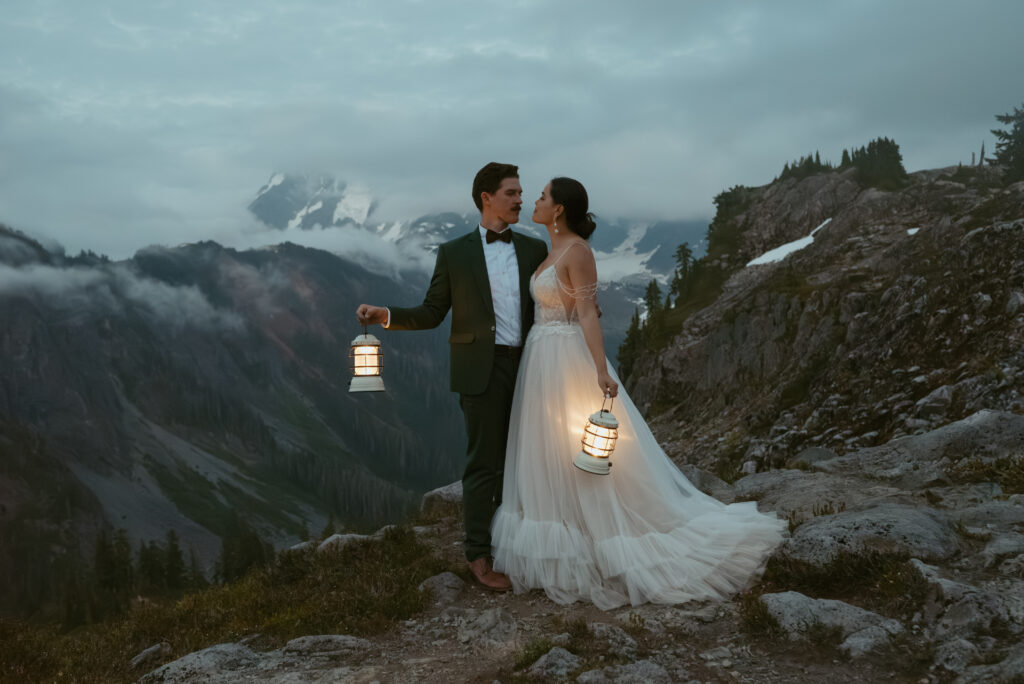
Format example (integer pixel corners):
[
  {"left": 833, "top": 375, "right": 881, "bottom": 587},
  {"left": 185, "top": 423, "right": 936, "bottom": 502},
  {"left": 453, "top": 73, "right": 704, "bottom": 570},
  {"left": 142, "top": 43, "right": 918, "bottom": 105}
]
[{"left": 563, "top": 245, "right": 619, "bottom": 398}]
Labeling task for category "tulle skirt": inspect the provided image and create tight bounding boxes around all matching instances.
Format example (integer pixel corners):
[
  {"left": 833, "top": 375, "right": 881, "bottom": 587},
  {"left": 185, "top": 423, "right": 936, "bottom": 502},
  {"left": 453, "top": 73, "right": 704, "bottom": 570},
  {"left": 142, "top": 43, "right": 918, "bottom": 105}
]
[{"left": 491, "top": 322, "right": 786, "bottom": 610}]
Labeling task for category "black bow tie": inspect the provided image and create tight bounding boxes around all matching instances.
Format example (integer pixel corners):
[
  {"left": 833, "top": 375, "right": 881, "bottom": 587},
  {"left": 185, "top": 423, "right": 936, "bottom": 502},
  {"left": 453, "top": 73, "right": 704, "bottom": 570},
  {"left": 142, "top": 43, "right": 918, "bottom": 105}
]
[{"left": 486, "top": 229, "right": 513, "bottom": 244}]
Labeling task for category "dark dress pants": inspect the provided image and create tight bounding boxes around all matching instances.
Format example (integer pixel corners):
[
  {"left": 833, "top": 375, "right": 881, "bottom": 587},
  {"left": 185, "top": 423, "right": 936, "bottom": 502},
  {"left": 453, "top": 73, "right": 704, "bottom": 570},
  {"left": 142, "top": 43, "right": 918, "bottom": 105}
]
[{"left": 459, "top": 353, "right": 519, "bottom": 562}]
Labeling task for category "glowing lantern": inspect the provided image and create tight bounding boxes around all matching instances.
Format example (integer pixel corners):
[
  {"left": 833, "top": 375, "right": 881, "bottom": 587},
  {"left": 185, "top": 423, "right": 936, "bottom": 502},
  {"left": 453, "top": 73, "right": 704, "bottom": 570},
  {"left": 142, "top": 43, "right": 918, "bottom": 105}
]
[
  {"left": 574, "top": 396, "right": 618, "bottom": 475},
  {"left": 349, "top": 328, "right": 384, "bottom": 392}
]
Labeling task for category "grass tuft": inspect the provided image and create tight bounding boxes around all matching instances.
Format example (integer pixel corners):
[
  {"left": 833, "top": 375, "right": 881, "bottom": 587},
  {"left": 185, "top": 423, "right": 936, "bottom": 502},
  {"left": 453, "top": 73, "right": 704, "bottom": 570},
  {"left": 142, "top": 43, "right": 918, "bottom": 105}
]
[
  {"left": 760, "top": 551, "right": 929, "bottom": 619},
  {"left": 738, "top": 592, "right": 783, "bottom": 637},
  {"left": 0, "top": 526, "right": 446, "bottom": 683}
]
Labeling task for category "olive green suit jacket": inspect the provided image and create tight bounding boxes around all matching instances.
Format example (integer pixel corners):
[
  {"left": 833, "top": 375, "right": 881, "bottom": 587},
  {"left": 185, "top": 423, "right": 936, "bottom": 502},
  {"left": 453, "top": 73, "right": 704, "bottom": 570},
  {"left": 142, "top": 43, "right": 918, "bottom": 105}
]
[{"left": 388, "top": 229, "right": 548, "bottom": 395}]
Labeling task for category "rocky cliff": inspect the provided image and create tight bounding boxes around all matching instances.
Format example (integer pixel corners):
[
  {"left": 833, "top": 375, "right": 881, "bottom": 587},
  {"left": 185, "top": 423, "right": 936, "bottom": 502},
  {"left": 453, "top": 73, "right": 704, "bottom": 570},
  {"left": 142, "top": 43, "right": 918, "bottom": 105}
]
[{"left": 627, "top": 164, "right": 1024, "bottom": 479}]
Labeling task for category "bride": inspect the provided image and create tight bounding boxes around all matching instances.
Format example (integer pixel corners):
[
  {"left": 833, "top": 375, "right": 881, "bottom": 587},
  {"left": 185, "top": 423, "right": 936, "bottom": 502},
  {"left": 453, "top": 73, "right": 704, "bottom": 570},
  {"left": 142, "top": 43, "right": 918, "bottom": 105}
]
[{"left": 490, "top": 177, "right": 786, "bottom": 610}]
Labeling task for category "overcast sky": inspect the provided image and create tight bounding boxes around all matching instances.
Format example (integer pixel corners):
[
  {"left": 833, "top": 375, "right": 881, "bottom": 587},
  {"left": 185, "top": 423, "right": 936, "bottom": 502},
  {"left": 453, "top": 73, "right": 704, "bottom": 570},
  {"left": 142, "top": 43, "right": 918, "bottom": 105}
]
[{"left": 1, "top": 0, "right": 1022, "bottom": 259}]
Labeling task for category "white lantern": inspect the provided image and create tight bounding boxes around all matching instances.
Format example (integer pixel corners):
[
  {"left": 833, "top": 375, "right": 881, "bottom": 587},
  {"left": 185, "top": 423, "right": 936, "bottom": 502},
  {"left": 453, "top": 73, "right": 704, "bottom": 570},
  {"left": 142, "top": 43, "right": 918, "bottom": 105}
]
[
  {"left": 349, "top": 329, "right": 384, "bottom": 392},
  {"left": 574, "top": 397, "right": 618, "bottom": 475}
]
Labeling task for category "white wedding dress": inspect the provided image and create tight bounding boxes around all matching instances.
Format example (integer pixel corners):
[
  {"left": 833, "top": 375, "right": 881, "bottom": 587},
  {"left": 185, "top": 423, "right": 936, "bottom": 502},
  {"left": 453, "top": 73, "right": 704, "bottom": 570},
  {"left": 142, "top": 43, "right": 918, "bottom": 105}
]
[{"left": 491, "top": 250, "right": 787, "bottom": 610}]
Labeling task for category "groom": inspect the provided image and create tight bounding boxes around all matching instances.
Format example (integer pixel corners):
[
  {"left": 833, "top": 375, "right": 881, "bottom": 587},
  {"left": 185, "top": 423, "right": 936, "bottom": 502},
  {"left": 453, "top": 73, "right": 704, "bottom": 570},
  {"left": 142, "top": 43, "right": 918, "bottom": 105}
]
[{"left": 357, "top": 162, "right": 547, "bottom": 591}]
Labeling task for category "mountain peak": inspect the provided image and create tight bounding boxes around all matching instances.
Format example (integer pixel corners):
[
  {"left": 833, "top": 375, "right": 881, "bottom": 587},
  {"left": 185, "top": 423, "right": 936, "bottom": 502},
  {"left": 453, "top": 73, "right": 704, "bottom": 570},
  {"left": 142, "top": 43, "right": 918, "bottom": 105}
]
[{"left": 248, "top": 173, "right": 374, "bottom": 230}]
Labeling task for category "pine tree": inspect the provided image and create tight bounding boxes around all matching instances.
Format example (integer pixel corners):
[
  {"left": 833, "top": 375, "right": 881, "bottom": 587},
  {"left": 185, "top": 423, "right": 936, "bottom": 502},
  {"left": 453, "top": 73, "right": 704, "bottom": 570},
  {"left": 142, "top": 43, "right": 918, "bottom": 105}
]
[
  {"left": 186, "top": 548, "right": 208, "bottom": 590},
  {"left": 616, "top": 307, "right": 642, "bottom": 381},
  {"left": 841, "top": 148, "right": 851, "bottom": 167},
  {"left": 643, "top": 279, "right": 663, "bottom": 319},
  {"left": 670, "top": 243, "right": 694, "bottom": 300},
  {"left": 164, "top": 530, "right": 185, "bottom": 592},
  {"left": 992, "top": 103, "right": 1024, "bottom": 183},
  {"left": 138, "top": 540, "right": 165, "bottom": 593}
]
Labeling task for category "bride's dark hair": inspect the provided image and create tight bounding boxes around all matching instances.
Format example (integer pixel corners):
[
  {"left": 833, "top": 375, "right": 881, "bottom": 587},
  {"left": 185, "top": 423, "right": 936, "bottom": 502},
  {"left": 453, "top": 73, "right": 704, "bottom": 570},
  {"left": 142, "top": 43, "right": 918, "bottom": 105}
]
[{"left": 549, "top": 177, "right": 597, "bottom": 240}]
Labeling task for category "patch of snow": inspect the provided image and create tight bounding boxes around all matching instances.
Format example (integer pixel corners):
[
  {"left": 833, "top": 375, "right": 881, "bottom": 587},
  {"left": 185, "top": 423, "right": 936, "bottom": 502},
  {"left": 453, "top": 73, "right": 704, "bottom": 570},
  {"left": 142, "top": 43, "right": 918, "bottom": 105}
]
[
  {"left": 592, "top": 223, "right": 662, "bottom": 283},
  {"left": 746, "top": 218, "right": 832, "bottom": 267},
  {"left": 333, "top": 184, "right": 373, "bottom": 225},
  {"left": 379, "top": 221, "right": 404, "bottom": 242},
  {"left": 907, "top": 228, "right": 920, "bottom": 236},
  {"left": 307, "top": 200, "right": 323, "bottom": 214},
  {"left": 286, "top": 204, "right": 312, "bottom": 230},
  {"left": 256, "top": 173, "right": 285, "bottom": 198}
]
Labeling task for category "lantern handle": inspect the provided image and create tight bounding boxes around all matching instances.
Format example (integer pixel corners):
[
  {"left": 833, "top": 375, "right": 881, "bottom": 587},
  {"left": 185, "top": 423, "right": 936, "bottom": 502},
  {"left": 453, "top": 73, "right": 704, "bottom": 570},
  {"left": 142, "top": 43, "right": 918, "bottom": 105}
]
[{"left": 601, "top": 394, "right": 614, "bottom": 415}]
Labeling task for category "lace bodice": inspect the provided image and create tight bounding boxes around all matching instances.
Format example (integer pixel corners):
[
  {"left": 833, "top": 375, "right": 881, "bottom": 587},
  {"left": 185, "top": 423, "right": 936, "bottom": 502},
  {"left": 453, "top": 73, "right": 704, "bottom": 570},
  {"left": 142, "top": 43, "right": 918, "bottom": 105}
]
[{"left": 530, "top": 243, "right": 598, "bottom": 326}]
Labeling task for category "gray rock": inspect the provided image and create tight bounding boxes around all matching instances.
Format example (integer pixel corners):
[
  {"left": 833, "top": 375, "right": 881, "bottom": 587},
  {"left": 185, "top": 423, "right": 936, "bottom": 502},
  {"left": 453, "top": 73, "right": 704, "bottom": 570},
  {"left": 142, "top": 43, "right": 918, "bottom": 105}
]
[
  {"left": 282, "top": 634, "right": 372, "bottom": 656},
  {"left": 457, "top": 607, "right": 516, "bottom": 647},
  {"left": 958, "top": 642, "right": 1024, "bottom": 683},
  {"left": 527, "top": 647, "right": 581, "bottom": 678},
  {"left": 1006, "top": 290, "right": 1024, "bottom": 316},
  {"left": 759, "top": 591, "right": 902, "bottom": 657},
  {"left": 131, "top": 642, "right": 172, "bottom": 670},
  {"left": 588, "top": 622, "right": 637, "bottom": 657},
  {"left": 998, "top": 553, "right": 1024, "bottom": 578},
  {"left": 678, "top": 464, "right": 736, "bottom": 503},
  {"left": 815, "top": 410, "right": 1024, "bottom": 490},
  {"left": 780, "top": 503, "right": 959, "bottom": 566},
  {"left": 699, "top": 646, "right": 732, "bottom": 661},
  {"left": 789, "top": 446, "right": 838, "bottom": 468},
  {"left": 372, "top": 524, "right": 399, "bottom": 538},
  {"left": 418, "top": 571, "right": 466, "bottom": 606},
  {"left": 287, "top": 540, "right": 315, "bottom": 552},
  {"left": 317, "top": 533, "right": 370, "bottom": 553},
  {"left": 934, "top": 638, "right": 979, "bottom": 674},
  {"left": 139, "top": 643, "right": 258, "bottom": 682},
  {"left": 839, "top": 624, "right": 896, "bottom": 658},
  {"left": 732, "top": 469, "right": 898, "bottom": 521},
  {"left": 915, "top": 384, "right": 953, "bottom": 419},
  {"left": 576, "top": 659, "right": 673, "bottom": 683},
  {"left": 909, "top": 559, "right": 1015, "bottom": 638},
  {"left": 420, "top": 480, "right": 463, "bottom": 515},
  {"left": 981, "top": 532, "right": 1024, "bottom": 568}
]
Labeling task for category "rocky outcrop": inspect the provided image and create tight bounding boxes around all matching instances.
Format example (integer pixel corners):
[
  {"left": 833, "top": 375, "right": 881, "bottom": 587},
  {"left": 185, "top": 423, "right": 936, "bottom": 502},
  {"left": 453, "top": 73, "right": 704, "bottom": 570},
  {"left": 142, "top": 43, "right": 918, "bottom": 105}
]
[{"left": 629, "top": 167, "right": 1024, "bottom": 479}]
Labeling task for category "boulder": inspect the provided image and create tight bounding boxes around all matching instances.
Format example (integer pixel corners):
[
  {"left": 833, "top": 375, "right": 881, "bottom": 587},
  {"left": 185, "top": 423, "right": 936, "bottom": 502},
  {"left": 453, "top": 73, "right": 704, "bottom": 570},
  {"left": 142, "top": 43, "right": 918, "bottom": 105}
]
[
  {"left": 282, "top": 634, "right": 372, "bottom": 657},
  {"left": 420, "top": 480, "right": 463, "bottom": 515},
  {"left": 814, "top": 410, "right": 1024, "bottom": 490},
  {"left": 317, "top": 533, "right": 370, "bottom": 553},
  {"left": 788, "top": 446, "right": 838, "bottom": 469},
  {"left": 678, "top": 464, "right": 736, "bottom": 503},
  {"left": 130, "top": 642, "right": 172, "bottom": 671},
  {"left": 527, "top": 647, "right": 581, "bottom": 678},
  {"left": 576, "top": 659, "right": 673, "bottom": 683},
  {"left": 958, "top": 642, "right": 1024, "bottom": 683},
  {"left": 933, "top": 638, "right": 979, "bottom": 674},
  {"left": 139, "top": 643, "right": 258, "bottom": 682},
  {"left": 780, "top": 504, "right": 959, "bottom": 566},
  {"left": 457, "top": 607, "right": 516, "bottom": 648},
  {"left": 759, "top": 591, "right": 903, "bottom": 657},
  {"left": 731, "top": 469, "right": 900, "bottom": 520},
  {"left": 588, "top": 622, "right": 637, "bottom": 658},
  {"left": 417, "top": 571, "right": 466, "bottom": 606}
]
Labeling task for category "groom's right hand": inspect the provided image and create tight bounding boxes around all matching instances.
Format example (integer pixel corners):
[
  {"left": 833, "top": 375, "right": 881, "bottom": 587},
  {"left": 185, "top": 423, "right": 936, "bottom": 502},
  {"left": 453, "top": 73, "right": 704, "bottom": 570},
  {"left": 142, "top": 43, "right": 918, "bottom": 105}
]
[{"left": 356, "top": 304, "right": 388, "bottom": 326}]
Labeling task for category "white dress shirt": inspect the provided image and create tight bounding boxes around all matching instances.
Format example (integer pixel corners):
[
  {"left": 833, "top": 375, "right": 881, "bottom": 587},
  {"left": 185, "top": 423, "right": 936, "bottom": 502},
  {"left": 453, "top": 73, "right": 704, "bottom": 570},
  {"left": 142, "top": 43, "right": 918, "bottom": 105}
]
[
  {"left": 382, "top": 227, "right": 522, "bottom": 344},
  {"left": 480, "top": 225, "right": 523, "bottom": 346}
]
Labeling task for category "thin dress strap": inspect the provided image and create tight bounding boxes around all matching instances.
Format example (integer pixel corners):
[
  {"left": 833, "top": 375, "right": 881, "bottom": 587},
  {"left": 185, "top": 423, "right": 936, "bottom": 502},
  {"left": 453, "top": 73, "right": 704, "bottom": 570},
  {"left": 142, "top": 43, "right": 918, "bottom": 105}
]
[{"left": 553, "top": 241, "right": 598, "bottom": 301}]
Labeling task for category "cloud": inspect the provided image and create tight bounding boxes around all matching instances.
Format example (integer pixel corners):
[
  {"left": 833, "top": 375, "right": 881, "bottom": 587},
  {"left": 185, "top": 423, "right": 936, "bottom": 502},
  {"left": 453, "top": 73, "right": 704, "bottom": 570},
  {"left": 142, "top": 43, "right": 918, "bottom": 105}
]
[
  {"left": 1, "top": 0, "right": 1022, "bottom": 258},
  {"left": 0, "top": 261, "right": 243, "bottom": 332}
]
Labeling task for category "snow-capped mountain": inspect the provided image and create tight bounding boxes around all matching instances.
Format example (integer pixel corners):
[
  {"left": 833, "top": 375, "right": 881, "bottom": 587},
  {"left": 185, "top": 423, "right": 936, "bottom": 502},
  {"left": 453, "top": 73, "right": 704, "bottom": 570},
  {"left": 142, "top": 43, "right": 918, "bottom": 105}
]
[
  {"left": 247, "top": 173, "right": 708, "bottom": 284},
  {"left": 249, "top": 174, "right": 376, "bottom": 231}
]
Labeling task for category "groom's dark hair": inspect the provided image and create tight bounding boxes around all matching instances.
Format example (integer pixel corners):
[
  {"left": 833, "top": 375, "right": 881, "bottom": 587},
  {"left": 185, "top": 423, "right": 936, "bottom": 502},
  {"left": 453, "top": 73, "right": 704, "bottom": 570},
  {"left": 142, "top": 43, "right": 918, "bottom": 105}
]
[{"left": 472, "top": 162, "right": 519, "bottom": 211}]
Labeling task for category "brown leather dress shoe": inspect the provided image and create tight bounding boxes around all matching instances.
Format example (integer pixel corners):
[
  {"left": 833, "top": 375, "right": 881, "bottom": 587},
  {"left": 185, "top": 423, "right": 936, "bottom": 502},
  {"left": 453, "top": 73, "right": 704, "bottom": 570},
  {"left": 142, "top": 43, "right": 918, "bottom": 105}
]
[{"left": 467, "top": 557, "right": 512, "bottom": 592}]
